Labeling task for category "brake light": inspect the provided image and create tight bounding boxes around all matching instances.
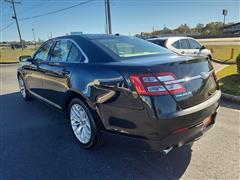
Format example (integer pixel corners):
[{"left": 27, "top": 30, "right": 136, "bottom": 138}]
[{"left": 130, "top": 72, "right": 186, "bottom": 96}]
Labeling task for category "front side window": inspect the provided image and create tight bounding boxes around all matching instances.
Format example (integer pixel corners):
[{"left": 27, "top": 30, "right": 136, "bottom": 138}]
[
  {"left": 50, "top": 40, "right": 71, "bottom": 62},
  {"left": 34, "top": 41, "right": 53, "bottom": 61},
  {"left": 179, "top": 39, "right": 190, "bottom": 49},
  {"left": 93, "top": 37, "right": 170, "bottom": 59},
  {"left": 188, "top": 39, "right": 202, "bottom": 49}
]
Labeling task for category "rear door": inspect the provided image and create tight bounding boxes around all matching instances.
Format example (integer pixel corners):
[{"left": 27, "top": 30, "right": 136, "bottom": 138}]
[{"left": 178, "top": 39, "right": 192, "bottom": 56}]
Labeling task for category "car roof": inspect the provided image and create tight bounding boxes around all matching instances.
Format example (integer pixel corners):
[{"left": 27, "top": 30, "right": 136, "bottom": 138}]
[
  {"left": 49, "top": 34, "right": 129, "bottom": 41},
  {"left": 148, "top": 36, "right": 191, "bottom": 41}
]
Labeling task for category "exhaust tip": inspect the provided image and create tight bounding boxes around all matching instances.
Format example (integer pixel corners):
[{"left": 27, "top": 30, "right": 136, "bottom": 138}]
[{"left": 162, "top": 146, "right": 173, "bottom": 155}]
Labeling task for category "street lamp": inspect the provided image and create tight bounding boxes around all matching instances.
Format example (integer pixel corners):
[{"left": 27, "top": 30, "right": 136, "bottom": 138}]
[
  {"left": 32, "top": 28, "right": 37, "bottom": 50},
  {"left": 222, "top": 9, "right": 228, "bottom": 26}
]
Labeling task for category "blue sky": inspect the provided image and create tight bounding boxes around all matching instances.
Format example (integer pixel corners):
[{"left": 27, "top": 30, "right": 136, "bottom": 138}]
[{"left": 1, "top": 0, "right": 239, "bottom": 41}]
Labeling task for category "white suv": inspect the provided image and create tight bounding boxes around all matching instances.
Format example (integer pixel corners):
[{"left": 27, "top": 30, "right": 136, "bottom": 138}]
[{"left": 148, "top": 37, "right": 212, "bottom": 59}]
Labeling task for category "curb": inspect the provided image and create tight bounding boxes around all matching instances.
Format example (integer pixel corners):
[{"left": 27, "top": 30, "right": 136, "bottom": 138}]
[
  {"left": 221, "top": 92, "right": 240, "bottom": 103},
  {"left": 211, "top": 58, "right": 236, "bottom": 65},
  {"left": 0, "top": 62, "right": 18, "bottom": 65}
]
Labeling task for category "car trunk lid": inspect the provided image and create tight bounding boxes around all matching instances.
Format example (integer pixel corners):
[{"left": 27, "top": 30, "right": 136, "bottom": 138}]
[{"left": 120, "top": 54, "right": 218, "bottom": 109}]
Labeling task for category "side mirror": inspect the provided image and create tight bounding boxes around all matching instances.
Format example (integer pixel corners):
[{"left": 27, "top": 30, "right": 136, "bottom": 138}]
[
  {"left": 200, "top": 45, "right": 206, "bottom": 51},
  {"left": 19, "top": 55, "right": 32, "bottom": 62}
]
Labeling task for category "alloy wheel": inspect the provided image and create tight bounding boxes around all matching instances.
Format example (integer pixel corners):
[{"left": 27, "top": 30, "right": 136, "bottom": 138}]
[
  {"left": 18, "top": 77, "right": 26, "bottom": 98},
  {"left": 70, "top": 103, "right": 92, "bottom": 144}
]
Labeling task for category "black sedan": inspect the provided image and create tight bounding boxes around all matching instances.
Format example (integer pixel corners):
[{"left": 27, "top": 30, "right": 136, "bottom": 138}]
[{"left": 17, "top": 34, "right": 221, "bottom": 154}]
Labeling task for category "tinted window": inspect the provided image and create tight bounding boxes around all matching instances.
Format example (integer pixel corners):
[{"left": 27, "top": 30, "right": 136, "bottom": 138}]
[
  {"left": 51, "top": 40, "right": 71, "bottom": 62},
  {"left": 179, "top": 39, "right": 190, "bottom": 49},
  {"left": 67, "top": 43, "right": 84, "bottom": 63},
  {"left": 94, "top": 37, "right": 170, "bottom": 59},
  {"left": 34, "top": 41, "right": 53, "bottom": 61},
  {"left": 188, "top": 39, "right": 202, "bottom": 49},
  {"left": 150, "top": 40, "right": 166, "bottom": 47},
  {"left": 172, "top": 40, "right": 180, "bottom": 49}
]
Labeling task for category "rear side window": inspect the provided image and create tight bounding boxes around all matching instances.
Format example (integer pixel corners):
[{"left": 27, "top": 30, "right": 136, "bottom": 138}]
[
  {"left": 172, "top": 40, "right": 180, "bottom": 49},
  {"left": 67, "top": 43, "right": 84, "bottom": 63},
  {"left": 150, "top": 40, "right": 166, "bottom": 47},
  {"left": 34, "top": 41, "right": 53, "bottom": 61},
  {"left": 179, "top": 39, "right": 190, "bottom": 49},
  {"left": 51, "top": 40, "right": 71, "bottom": 62}
]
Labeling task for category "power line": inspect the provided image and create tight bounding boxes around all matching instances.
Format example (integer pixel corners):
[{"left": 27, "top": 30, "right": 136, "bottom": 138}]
[
  {"left": 0, "top": 0, "right": 51, "bottom": 17},
  {"left": 5, "top": 0, "right": 24, "bottom": 50},
  {"left": 0, "top": 21, "right": 14, "bottom": 32},
  {"left": 0, "top": 0, "right": 11, "bottom": 17},
  {"left": 14, "top": 0, "right": 52, "bottom": 15},
  {"left": 19, "top": 0, "right": 95, "bottom": 21}
]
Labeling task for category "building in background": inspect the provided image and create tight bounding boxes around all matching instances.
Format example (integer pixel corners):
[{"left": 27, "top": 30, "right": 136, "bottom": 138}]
[
  {"left": 70, "top": 32, "right": 83, "bottom": 35},
  {"left": 223, "top": 22, "right": 240, "bottom": 34}
]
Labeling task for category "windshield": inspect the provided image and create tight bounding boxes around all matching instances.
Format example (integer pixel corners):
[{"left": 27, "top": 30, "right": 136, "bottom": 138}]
[
  {"left": 93, "top": 36, "right": 171, "bottom": 59},
  {"left": 149, "top": 39, "right": 166, "bottom": 47}
]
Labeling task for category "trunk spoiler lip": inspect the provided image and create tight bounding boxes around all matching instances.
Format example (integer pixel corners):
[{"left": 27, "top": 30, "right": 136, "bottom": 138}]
[{"left": 163, "top": 69, "right": 215, "bottom": 85}]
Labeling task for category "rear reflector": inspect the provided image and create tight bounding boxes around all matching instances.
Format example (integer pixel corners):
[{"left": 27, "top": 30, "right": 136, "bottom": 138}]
[
  {"left": 173, "top": 127, "right": 189, "bottom": 134},
  {"left": 203, "top": 116, "right": 212, "bottom": 127},
  {"left": 130, "top": 72, "right": 186, "bottom": 96}
]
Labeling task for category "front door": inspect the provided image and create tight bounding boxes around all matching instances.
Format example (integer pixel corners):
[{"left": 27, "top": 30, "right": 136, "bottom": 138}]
[
  {"left": 41, "top": 39, "right": 84, "bottom": 108},
  {"left": 188, "top": 39, "right": 203, "bottom": 57},
  {"left": 24, "top": 41, "right": 53, "bottom": 97}
]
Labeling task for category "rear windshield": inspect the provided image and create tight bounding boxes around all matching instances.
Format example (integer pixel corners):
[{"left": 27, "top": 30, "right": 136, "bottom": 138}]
[
  {"left": 93, "top": 37, "right": 170, "bottom": 59},
  {"left": 149, "top": 39, "right": 166, "bottom": 47}
]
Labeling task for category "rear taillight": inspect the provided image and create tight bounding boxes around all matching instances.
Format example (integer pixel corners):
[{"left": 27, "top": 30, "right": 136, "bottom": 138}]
[{"left": 130, "top": 72, "right": 186, "bottom": 96}]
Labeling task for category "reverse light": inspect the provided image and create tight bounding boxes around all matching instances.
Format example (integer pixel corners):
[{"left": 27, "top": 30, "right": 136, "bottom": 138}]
[{"left": 130, "top": 72, "right": 186, "bottom": 96}]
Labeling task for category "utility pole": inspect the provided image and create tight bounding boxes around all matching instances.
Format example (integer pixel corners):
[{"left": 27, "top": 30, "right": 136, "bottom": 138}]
[
  {"left": 32, "top": 28, "right": 37, "bottom": 50},
  {"left": 5, "top": 0, "right": 24, "bottom": 50},
  {"left": 105, "top": 0, "right": 112, "bottom": 34}
]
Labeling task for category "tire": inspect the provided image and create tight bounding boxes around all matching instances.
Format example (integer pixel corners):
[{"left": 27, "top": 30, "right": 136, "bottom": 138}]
[
  {"left": 208, "top": 55, "right": 212, "bottom": 61},
  {"left": 68, "top": 98, "right": 102, "bottom": 149},
  {"left": 18, "top": 75, "right": 31, "bottom": 101}
]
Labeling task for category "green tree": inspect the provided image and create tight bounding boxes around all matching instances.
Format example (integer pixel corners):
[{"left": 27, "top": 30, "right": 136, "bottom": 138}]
[
  {"left": 203, "top": 22, "right": 224, "bottom": 35},
  {"left": 175, "top": 24, "right": 191, "bottom": 34},
  {"left": 195, "top": 23, "right": 204, "bottom": 33},
  {"left": 161, "top": 27, "right": 173, "bottom": 34}
]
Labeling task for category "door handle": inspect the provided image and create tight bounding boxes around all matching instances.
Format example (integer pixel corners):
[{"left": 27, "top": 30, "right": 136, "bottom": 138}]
[
  {"left": 181, "top": 51, "right": 185, "bottom": 54},
  {"left": 61, "top": 68, "right": 70, "bottom": 75}
]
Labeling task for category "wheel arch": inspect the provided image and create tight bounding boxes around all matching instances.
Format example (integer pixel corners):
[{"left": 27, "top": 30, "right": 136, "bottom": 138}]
[
  {"left": 64, "top": 89, "right": 105, "bottom": 130},
  {"left": 17, "top": 71, "right": 23, "bottom": 78}
]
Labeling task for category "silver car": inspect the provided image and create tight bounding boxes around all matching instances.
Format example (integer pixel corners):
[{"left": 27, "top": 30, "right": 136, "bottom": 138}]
[{"left": 148, "top": 37, "right": 212, "bottom": 60}]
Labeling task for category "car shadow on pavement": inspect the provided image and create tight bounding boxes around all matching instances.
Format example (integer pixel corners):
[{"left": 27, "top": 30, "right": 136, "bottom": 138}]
[{"left": 0, "top": 92, "right": 192, "bottom": 179}]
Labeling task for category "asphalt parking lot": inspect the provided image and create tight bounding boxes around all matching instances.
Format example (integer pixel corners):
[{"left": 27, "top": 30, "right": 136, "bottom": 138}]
[{"left": 0, "top": 64, "right": 239, "bottom": 179}]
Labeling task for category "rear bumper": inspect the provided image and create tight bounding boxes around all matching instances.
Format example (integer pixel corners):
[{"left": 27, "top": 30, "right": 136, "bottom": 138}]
[
  {"left": 147, "top": 112, "right": 217, "bottom": 151},
  {"left": 102, "top": 112, "right": 217, "bottom": 152},
  {"left": 101, "top": 91, "right": 221, "bottom": 151}
]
